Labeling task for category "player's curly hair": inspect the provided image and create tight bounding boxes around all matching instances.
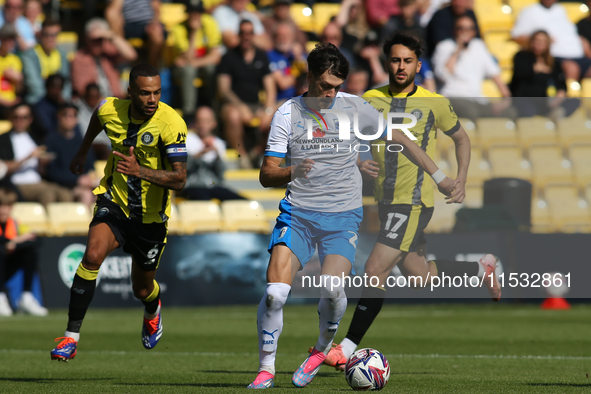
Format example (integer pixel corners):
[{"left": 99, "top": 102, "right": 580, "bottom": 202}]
[
  {"left": 307, "top": 42, "right": 350, "bottom": 80},
  {"left": 383, "top": 31, "right": 423, "bottom": 58}
]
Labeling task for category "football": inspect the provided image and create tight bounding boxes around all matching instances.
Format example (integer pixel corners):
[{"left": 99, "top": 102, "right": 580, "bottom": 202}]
[{"left": 345, "top": 348, "right": 390, "bottom": 390}]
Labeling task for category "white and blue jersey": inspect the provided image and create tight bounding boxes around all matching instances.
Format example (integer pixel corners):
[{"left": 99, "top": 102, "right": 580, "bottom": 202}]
[{"left": 265, "top": 93, "right": 382, "bottom": 266}]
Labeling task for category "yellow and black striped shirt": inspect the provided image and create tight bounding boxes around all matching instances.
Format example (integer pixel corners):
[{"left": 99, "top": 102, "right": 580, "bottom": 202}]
[
  {"left": 94, "top": 97, "right": 187, "bottom": 224},
  {"left": 364, "top": 85, "right": 460, "bottom": 208}
]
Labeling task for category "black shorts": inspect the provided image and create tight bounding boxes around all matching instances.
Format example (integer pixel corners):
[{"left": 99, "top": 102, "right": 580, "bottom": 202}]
[
  {"left": 90, "top": 198, "right": 167, "bottom": 271},
  {"left": 376, "top": 203, "right": 433, "bottom": 253}
]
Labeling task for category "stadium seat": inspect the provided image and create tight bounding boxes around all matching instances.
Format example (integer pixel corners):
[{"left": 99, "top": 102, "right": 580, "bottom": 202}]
[
  {"left": 529, "top": 146, "right": 573, "bottom": 187},
  {"left": 569, "top": 146, "right": 591, "bottom": 187},
  {"left": 476, "top": 117, "right": 518, "bottom": 149},
  {"left": 451, "top": 146, "right": 491, "bottom": 186},
  {"left": 0, "top": 120, "right": 11, "bottom": 135},
  {"left": 11, "top": 202, "right": 49, "bottom": 235},
  {"left": 481, "top": 80, "right": 503, "bottom": 98},
  {"left": 585, "top": 183, "right": 591, "bottom": 202},
  {"left": 544, "top": 184, "right": 578, "bottom": 203},
  {"left": 290, "top": 3, "right": 315, "bottom": 33},
  {"left": 221, "top": 200, "right": 270, "bottom": 233},
  {"left": 436, "top": 129, "right": 454, "bottom": 153},
  {"left": 177, "top": 200, "right": 223, "bottom": 233},
  {"left": 557, "top": 117, "right": 591, "bottom": 148},
  {"left": 167, "top": 204, "right": 184, "bottom": 235},
  {"left": 487, "top": 39, "right": 520, "bottom": 69},
  {"left": 425, "top": 199, "right": 463, "bottom": 233},
  {"left": 581, "top": 78, "right": 591, "bottom": 97},
  {"left": 473, "top": 2, "right": 513, "bottom": 33},
  {"left": 160, "top": 3, "right": 187, "bottom": 30},
  {"left": 488, "top": 146, "right": 532, "bottom": 181},
  {"left": 312, "top": 3, "right": 341, "bottom": 35},
  {"left": 548, "top": 197, "right": 591, "bottom": 233},
  {"left": 561, "top": 2, "right": 589, "bottom": 24},
  {"left": 46, "top": 202, "right": 92, "bottom": 236},
  {"left": 464, "top": 184, "right": 484, "bottom": 208},
  {"left": 531, "top": 197, "right": 554, "bottom": 233},
  {"left": 458, "top": 118, "right": 479, "bottom": 145},
  {"left": 516, "top": 116, "right": 558, "bottom": 148}
]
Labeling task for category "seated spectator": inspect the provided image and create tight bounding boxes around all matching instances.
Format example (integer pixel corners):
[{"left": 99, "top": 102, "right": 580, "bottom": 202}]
[
  {"left": 426, "top": 0, "right": 480, "bottom": 57},
  {"left": 0, "top": 24, "right": 23, "bottom": 117},
  {"left": 179, "top": 106, "right": 245, "bottom": 201},
  {"left": 321, "top": 22, "right": 356, "bottom": 68},
  {"left": 336, "top": 0, "right": 372, "bottom": 59},
  {"left": 74, "top": 83, "right": 111, "bottom": 160},
  {"left": 0, "top": 0, "right": 35, "bottom": 51},
  {"left": 0, "top": 187, "right": 48, "bottom": 317},
  {"left": 512, "top": 0, "right": 591, "bottom": 81},
  {"left": 172, "top": 1, "right": 222, "bottom": 118},
  {"left": 45, "top": 103, "right": 97, "bottom": 209},
  {"left": 432, "top": 16, "right": 515, "bottom": 121},
  {"left": 418, "top": 0, "right": 448, "bottom": 28},
  {"left": 382, "top": 0, "right": 425, "bottom": 51},
  {"left": 32, "top": 74, "right": 65, "bottom": 142},
  {"left": 268, "top": 22, "right": 306, "bottom": 103},
  {"left": 365, "top": 0, "right": 400, "bottom": 29},
  {"left": 71, "top": 18, "right": 137, "bottom": 98},
  {"left": 0, "top": 103, "right": 73, "bottom": 206},
  {"left": 21, "top": 18, "right": 71, "bottom": 105},
  {"left": 262, "top": 0, "right": 307, "bottom": 49},
  {"left": 510, "top": 30, "right": 579, "bottom": 119},
  {"left": 217, "top": 20, "right": 276, "bottom": 168},
  {"left": 213, "top": 0, "right": 271, "bottom": 50},
  {"left": 24, "top": 0, "right": 41, "bottom": 35},
  {"left": 105, "top": 0, "right": 164, "bottom": 67},
  {"left": 345, "top": 68, "right": 369, "bottom": 95}
]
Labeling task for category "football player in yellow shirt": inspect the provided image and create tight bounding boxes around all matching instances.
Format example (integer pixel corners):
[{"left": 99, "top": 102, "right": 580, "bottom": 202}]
[{"left": 50, "top": 63, "right": 187, "bottom": 362}]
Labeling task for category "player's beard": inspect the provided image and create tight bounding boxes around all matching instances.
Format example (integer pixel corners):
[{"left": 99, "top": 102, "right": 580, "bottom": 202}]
[
  {"left": 390, "top": 69, "right": 417, "bottom": 91},
  {"left": 132, "top": 96, "right": 157, "bottom": 118}
]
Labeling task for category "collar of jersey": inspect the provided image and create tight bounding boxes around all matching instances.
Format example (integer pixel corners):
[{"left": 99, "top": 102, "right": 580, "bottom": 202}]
[{"left": 388, "top": 84, "right": 418, "bottom": 98}]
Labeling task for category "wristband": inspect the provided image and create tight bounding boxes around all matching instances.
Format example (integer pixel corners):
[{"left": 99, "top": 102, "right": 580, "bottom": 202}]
[{"left": 430, "top": 169, "right": 446, "bottom": 185}]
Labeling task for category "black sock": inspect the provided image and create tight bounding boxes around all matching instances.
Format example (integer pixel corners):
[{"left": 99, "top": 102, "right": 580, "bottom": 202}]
[
  {"left": 433, "top": 260, "right": 479, "bottom": 278},
  {"left": 345, "top": 287, "right": 386, "bottom": 345},
  {"left": 142, "top": 288, "right": 160, "bottom": 314},
  {"left": 67, "top": 273, "right": 96, "bottom": 333}
]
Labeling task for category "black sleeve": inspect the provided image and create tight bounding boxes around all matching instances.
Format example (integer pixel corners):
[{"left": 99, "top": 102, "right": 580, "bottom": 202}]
[
  {"left": 553, "top": 60, "right": 567, "bottom": 92},
  {"left": 512, "top": 51, "right": 534, "bottom": 82},
  {"left": 0, "top": 133, "right": 14, "bottom": 161}
]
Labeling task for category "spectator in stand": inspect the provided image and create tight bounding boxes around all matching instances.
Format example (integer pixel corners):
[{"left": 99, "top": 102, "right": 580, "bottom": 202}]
[
  {"left": 73, "top": 83, "right": 111, "bottom": 160},
  {"left": 510, "top": 30, "right": 579, "bottom": 119},
  {"left": 31, "top": 74, "right": 65, "bottom": 142},
  {"left": 345, "top": 68, "right": 369, "bottom": 96},
  {"left": 432, "top": 16, "right": 515, "bottom": 121},
  {"left": 213, "top": 0, "right": 271, "bottom": 50},
  {"left": 418, "top": 0, "right": 448, "bottom": 28},
  {"left": 105, "top": 0, "right": 164, "bottom": 67},
  {"left": 426, "top": 0, "right": 480, "bottom": 57},
  {"left": 0, "top": 0, "right": 35, "bottom": 51},
  {"left": 172, "top": 1, "right": 222, "bottom": 118},
  {"left": 0, "top": 24, "right": 23, "bottom": 118},
  {"left": 268, "top": 21, "right": 306, "bottom": 103},
  {"left": 365, "top": 0, "right": 400, "bottom": 29},
  {"left": 24, "top": 0, "right": 42, "bottom": 35},
  {"left": 383, "top": 0, "right": 425, "bottom": 49},
  {"left": 71, "top": 18, "right": 137, "bottom": 99},
  {"left": 21, "top": 19, "right": 71, "bottom": 105},
  {"left": 179, "top": 106, "right": 245, "bottom": 201},
  {"left": 45, "top": 103, "right": 97, "bottom": 209},
  {"left": 512, "top": 0, "right": 591, "bottom": 81},
  {"left": 262, "top": 0, "right": 307, "bottom": 49},
  {"left": 320, "top": 22, "right": 356, "bottom": 68},
  {"left": 335, "top": 0, "right": 372, "bottom": 61},
  {"left": 0, "top": 103, "right": 73, "bottom": 206},
  {"left": 217, "top": 20, "right": 276, "bottom": 168},
  {"left": 0, "top": 187, "right": 48, "bottom": 317}
]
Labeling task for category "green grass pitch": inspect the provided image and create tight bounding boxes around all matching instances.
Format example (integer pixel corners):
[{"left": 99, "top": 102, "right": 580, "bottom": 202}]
[{"left": 1, "top": 303, "right": 591, "bottom": 393}]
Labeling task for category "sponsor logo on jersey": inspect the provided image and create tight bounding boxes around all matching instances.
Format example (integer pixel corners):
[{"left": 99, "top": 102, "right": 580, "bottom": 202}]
[
  {"left": 279, "top": 226, "right": 288, "bottom": 239},
  {"left": 141, "top": 132, "right": 154, "bottom": 145}
]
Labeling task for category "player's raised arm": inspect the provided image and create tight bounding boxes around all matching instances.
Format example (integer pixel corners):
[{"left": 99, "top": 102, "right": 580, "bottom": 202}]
[
  {"left": 385, "top": 131, "right": 456, "bottom": 196},
  {"left": 446, "top": 125, "right": 471, "bottom": 203},
  {"left": 69, "top": 108, "right": 104, "bottom": 175}
]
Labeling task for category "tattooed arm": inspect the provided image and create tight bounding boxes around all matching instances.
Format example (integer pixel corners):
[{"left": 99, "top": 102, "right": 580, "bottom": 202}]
[{"left": 112, "top": 146, "right": 187, "bottom": 191}]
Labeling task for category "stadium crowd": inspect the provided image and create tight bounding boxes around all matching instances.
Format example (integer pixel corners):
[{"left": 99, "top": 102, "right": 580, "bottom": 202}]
[{"left": 0, "top": 0, "right": 587, "bottom": 204}]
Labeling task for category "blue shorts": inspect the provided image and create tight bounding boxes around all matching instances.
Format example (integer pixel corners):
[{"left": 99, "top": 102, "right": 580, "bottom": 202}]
[{"left": 268, "top": 199, "right": 363, "bottom": 271}]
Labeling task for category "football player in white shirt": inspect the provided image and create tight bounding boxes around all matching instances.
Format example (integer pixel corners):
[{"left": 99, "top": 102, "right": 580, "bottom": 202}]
[{"left": 248, "top": 42, "right": 456, "bottom": 389}]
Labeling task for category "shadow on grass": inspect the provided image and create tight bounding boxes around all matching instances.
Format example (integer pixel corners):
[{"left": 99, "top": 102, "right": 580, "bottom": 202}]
[
  {"left": 0, "top": 378, "right": 115, "bottom": 384},
  {"left": 526, "top": 383, "right": 591, "bottom": 388}
]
